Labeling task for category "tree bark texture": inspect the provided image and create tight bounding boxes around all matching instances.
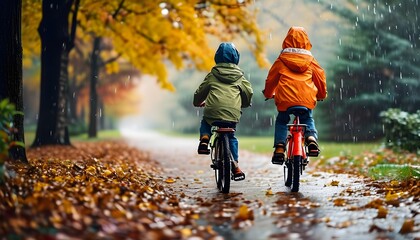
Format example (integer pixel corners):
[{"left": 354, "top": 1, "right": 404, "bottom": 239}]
[
  {"left": 32, "top": 0, "right": 78, "bottom": 147},
  {"left": 0, "top": 0, "right": 28, "bottom": 162},
  {"left": 88, "top": 37, "right": 101, "bottom": 138}
]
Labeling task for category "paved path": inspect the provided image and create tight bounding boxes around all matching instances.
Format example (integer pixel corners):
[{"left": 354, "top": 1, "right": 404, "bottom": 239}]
[{"left": 122, "top": 130, "right": 419, "bottom": 240}]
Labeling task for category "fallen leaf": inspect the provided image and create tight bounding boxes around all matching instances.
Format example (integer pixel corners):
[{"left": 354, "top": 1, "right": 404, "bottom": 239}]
[
  {"left": 164, "top": 177, "right": 176, "bottom": 183},
  {"left": 333, "top": 198, "right": 347, "bottom": 206},
  {"left": 376, "top": 206, "right": 388, "bottom": 218},
  {"left": 399, "top": 219, "right": 414, "bottom": 234},
  {"left": 265, "top": 188, "right": 274, "bottom": 196}
]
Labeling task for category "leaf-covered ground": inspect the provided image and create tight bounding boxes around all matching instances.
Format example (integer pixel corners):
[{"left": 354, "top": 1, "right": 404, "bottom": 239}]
[
  {"left": 0, "top": 141, "right": 220, "bottom": 239},
  {"left": 1, "top": 141, "right": 419, "bottom": 239}
]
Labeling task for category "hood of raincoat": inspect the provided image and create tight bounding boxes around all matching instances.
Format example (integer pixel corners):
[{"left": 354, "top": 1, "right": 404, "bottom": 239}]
[
  {"left": 214, "top": 42, "right": 240, "bottom": 65},
  {"left": 211, "top": 63, "right": 244, "bottom": 84},
  {"left": 280, "top": 27, "right": 314, "bottom": 73}
]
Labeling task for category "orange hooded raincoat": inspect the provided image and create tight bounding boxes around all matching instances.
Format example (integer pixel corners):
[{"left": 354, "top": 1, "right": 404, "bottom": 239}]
[{"left": 263, "top": 27, "right": 327, "bottom": 111}]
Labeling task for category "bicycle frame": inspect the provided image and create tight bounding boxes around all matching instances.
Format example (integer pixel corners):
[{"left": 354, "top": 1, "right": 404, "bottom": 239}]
[{"left": 286, "top": 117, "right": 307, "bottom": 160}]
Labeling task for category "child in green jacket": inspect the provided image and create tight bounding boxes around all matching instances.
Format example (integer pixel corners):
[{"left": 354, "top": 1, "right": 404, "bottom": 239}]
[{"left": 193, "top": 42, "right": 253, "bottom": 181}]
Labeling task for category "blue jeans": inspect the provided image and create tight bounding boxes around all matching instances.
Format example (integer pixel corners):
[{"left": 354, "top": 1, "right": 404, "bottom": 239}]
[
  {"left": 274, "top": 109, "right": 318, "bottom": 147},
  {"left": 200, "top": 119, "right": 239, "bottom": 161}
]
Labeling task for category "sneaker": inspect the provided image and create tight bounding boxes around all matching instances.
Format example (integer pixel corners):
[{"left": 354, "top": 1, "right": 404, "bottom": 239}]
[
  {"left": 231, "top": 161, "right": 245, "bottom": 181},
  {"left": 306, "top": 136, "right": 320, "bottom": 157},
  {"left": 272, "top": 144, "right": 285, "bottom": 165},
  {"left": 197, "top": 136, "right": 210, "bottom": 155}
]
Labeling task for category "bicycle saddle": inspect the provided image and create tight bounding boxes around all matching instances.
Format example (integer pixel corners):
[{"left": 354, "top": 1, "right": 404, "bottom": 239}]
[
  {"left": 287, "top": 106, "right": 309, "bottom": 116},
  {"left": 212, "top": 121, "right": 236, "bottom": 128}
]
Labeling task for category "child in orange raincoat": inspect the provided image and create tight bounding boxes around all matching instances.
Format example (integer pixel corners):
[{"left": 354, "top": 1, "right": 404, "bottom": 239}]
[{"left": 263, "top": 26, "right": 327, "bottom": 164}]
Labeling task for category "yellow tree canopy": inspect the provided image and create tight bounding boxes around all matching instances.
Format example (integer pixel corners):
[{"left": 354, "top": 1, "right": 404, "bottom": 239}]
[{"left": 22, "top": 0, "right": 268, "bottom": 91}]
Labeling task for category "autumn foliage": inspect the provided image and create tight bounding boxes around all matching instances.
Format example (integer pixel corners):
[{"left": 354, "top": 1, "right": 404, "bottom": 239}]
[{"left": 0, "top": 142, "right": 219, "bottom": 238}]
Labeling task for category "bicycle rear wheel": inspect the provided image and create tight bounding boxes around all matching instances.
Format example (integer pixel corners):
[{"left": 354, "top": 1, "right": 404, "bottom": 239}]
[
  {"left": 284, "top": 155, "right": 302, "bottom": 192},
  {"left": 284, "top": 160, "right": 293, "bottom": 187},
  {"left": 291, "top": 155, "right": 301, "bottom": 192},
  {"left": 214, "top": 135, "right": 231, "bottom": 193}
]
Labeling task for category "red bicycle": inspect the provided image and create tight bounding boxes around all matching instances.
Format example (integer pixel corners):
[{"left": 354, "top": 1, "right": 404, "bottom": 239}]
[{"left": 283, "top": 106, "right": 312, "bottom": 192}]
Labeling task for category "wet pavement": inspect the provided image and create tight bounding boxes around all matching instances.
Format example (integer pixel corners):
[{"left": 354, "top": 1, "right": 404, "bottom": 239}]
[{"left": 122, "top": 130, "right": 419, "bottom": 240}]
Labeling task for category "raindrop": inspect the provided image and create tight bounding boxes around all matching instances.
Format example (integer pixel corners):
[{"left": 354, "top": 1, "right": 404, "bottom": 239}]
[
  {"left": 269, "top": 32, "right": 272, "bottom": 40},
  {"left": 338, "top": 38, "right": 342, "bottom": 46},
  {"left": 161, "top": 8, "right": 169, "bottom": 16},
  {"left": 255, "top": 112, "right": 259, "bottom": 121},
  {"left": 172, "top": 21, "right": 180, "bottom": 28},
  {"left": 159, "top": 2, "right": 167, "bottom": 8},
  {"left": 99, "top": 108, "right": 102, "bottom": 117},
  {"left": 172, "top": 121, "right": 175, "bottom": 128},
  {"left": 196, "top": 110, "right": 200, "bottom": 117},
  {"left": 270, "top": 117, "right": 273, "bottom": 126}
]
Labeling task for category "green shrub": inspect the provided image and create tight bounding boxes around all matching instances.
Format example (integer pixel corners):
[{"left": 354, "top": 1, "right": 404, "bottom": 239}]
[
  {"left": 0, "top": 99, "right": 18, "bottom": 162},
  {"left": 0, "top": 99, "right": 23, "bottom": 182},
  {"left": 380, "top": 108, "right": 420, "bottom": 153}
]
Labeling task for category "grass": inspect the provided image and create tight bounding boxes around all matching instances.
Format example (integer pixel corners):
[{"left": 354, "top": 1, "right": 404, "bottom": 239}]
[
  {"left": 368, "top": 164, "right": 420, "bottom": 180},
  {"left": 162, "top": 132, "right": 381, "bottom": 160},
  {"left": 24, "top": 130, "right": 121, "bottom": 147},
  {"left": 238, "top": 136, "right": 380, "bottom": 159}
]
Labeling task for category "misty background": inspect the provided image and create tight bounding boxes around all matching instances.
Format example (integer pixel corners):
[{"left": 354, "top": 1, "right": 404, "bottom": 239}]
[{"left": 22, "top": 0, "right": 420, "bottom": 143}]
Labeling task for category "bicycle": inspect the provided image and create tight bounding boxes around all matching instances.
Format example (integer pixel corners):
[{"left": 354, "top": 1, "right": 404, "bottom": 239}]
[
  {"left": 208, "top": 121, "right": 244, "bottom": 193},
  {"left": 283, "top": 106, "right": 319, "bottom": 192}
]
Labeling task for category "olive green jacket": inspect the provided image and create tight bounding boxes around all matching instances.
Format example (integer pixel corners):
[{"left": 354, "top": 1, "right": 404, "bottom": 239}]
[{"left": 193, "top": 63, "right": 253, "bottom": 124}]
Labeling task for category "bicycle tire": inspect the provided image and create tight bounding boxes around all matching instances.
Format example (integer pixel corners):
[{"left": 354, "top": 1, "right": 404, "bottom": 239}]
[
  {"left": 219, "top": 134, "right": 231, "bottom": 193},
  {"left": 213, "top": 137, "right": 222, "bottom": 189},
  {"left": 291, "top": 155, "right": 301, "bottom": 192},
  {"left": 284, "top": 160, "right": 293, "bottom": 187}
]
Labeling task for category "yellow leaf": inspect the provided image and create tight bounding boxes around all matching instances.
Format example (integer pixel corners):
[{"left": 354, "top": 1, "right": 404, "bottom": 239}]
[
  {"left": 265, "top": 188, "right": 274, "bottom": 196},
  {"left": 376, "top": 206, "right": 387, "bottom": 218},
  {"left": 164, "top": 177, "right": 176, "bottom": 183},
  {"left": 180, "top": 228, "right": 192, "bottom": 237},
  {"left": 103, "top": 169, "right": 113, "bottom": 177},
  {"left": 236, "top": 205, "right": 253, "bottom": 221},
  {"left": 85, "top": 166, "right": 96, "bottom": 175}
]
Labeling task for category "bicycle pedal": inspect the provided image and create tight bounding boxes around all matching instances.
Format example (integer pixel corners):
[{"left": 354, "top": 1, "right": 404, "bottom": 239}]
[
  {"left": 307, "top": 150, "right": 319, "bottom": 157},
  {"left": 210, "top": 163, "right": 217, "bottom": 169},
  {"left": 232, "top": 173, "right": 245, "bottom": 181},
  {"left": 271, "top": 160, "right": 284, "bottom": 165}
]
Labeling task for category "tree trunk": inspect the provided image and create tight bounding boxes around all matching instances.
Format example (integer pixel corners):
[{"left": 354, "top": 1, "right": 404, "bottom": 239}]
[
  {"left": 32, "top": 0, "right": 78, "bottom": 147},
  {"left": 88, "top": 37, "right": 101, "bottom": 138},
  {"left": 69, "top": 75, "right": 78, "bottom": 123},
  {"left": 99, "top": 99, "right": 105, "bottom": 130},
  {"left": 0, "top": 0, "right": 28, "bottom": 162}
]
